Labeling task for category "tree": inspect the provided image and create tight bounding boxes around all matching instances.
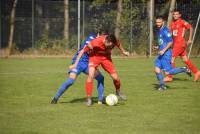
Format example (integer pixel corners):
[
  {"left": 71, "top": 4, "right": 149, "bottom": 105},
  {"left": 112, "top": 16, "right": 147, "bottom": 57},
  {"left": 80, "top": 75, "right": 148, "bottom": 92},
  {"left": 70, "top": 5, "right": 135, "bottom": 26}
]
[
  {"left": 7, "top": 0, "right": 18, "bottom": 56},
  {"left": 167, "top": 0, "right": 176, "bottom": 27},
  {"left": 148, "top": 0, "right": 154, "bottom": 57},
  {"left": 64, "top": 0, "right": 69, "bottom": 49},
  {"left": 115, "top": 0, "right": 122, "bottom": 38}
]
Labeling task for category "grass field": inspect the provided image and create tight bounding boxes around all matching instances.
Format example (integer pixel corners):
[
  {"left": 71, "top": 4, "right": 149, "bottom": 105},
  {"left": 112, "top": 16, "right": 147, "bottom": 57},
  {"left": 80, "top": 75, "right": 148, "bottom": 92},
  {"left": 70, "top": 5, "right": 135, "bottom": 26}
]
[{"left": 0, "top": 57, "right": 200, "bottom": 134}]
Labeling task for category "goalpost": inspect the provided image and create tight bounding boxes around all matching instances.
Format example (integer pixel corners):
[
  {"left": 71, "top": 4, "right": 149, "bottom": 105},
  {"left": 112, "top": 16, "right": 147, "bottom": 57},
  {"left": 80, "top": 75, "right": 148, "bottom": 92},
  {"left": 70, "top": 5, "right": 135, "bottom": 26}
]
[{"left": 188, "top": 11, "right": 200, "bottom": 58}]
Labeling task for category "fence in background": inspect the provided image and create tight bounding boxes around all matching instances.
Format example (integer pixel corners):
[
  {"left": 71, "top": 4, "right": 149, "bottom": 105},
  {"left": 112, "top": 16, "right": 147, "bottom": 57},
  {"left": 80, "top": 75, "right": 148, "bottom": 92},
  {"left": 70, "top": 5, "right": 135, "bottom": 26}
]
[{"left": 1, "top": 0, "right": 200, "bottom": 55}]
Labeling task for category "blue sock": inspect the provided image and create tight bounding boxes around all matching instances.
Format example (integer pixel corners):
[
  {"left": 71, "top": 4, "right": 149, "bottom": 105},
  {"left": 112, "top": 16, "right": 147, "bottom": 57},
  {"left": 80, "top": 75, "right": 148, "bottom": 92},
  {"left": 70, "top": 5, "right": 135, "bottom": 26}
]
[
  {"left": 95, "top": 74, "right": 104, "bottom": 101},
  {"left": 156, "top": 73, "right": 165, "bottom": 86},
  {"left": 54, "top": 78, "right": 75, "bottom": 100},
  {"left": 168, "top": 67, "right": 186, "bottom": 75}
]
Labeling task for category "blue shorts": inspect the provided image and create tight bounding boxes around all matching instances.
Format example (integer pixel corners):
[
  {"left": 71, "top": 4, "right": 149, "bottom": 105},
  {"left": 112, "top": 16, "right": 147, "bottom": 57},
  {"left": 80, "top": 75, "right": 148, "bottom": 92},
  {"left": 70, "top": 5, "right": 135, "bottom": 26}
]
[
  {"left": 68, "top": 61, "right": 89, "bottom": 75},
  {"left": 155, "top": 56, "right": 172, "bottom": 72}
]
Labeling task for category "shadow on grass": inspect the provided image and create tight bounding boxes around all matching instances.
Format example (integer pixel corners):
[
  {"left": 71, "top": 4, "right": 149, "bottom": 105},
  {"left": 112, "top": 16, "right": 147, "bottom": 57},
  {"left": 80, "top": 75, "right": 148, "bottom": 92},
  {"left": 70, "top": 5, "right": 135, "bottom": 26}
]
[
  {"left": 152, "top": 83, "right": 170, "bottom": 90},
  {"left": 152, "top": 77, "right": 190, "bottom": 90},
  {"left": 172, "top": 77, "right": 190, "bottom": 81},
  {"left": 59, "top": 97, "right": 99, "bottom": 104},
  {"left": 59, "top": 97, "right": 126, "bottom": 106}
]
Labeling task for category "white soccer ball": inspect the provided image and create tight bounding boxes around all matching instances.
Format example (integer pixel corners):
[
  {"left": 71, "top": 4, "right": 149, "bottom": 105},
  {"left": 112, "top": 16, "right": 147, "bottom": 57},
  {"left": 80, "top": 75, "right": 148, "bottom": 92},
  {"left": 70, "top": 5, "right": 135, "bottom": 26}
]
[{"left": 106, "top": 94, "right": 118, "bottom": 106}]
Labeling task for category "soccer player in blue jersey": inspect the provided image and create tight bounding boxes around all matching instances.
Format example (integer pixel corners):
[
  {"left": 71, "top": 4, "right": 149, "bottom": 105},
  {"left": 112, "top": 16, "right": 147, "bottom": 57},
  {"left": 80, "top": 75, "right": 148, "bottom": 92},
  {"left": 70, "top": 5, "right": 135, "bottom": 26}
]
[
  {"left": 154, "top": 16, "right": 191, "bottom": 90},
  {"left": 51, "top": 33, "right": 105, "bottom": 104}
]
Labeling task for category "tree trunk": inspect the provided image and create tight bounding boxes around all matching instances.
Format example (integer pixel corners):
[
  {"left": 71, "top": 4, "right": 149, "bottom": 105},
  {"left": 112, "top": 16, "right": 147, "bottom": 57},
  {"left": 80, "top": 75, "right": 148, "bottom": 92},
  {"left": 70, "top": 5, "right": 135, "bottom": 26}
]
[
  {"left": 148, "top": 0, "right": 154, "bottom": 57},
  {"left": 7, "top": 0, "right": 18, "bottom": 56},
  {"left": 167, "top": 0, "right": 176, "bottom": 27},
  {"left": 115, "top": 0, "right": 122, "bottom": 38},
  {"left": 64, "top": 0, "right": 69, "bottom": 49},
  {"left": 158, "top": 1, "right": 170, "bottom": 16}
]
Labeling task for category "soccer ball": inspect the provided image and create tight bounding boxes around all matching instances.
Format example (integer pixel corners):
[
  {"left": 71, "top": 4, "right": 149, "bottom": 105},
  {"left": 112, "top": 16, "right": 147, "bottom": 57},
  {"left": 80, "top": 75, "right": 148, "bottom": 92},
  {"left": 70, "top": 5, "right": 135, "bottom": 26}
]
[{"left": 106, "top": 94, "right": 118, "bottom": 106}]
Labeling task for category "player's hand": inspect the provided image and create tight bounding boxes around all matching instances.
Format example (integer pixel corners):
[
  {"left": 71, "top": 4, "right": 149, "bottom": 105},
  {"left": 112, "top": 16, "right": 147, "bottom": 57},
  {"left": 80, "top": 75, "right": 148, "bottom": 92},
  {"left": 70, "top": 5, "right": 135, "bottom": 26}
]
[
  {"left": 153, "top": 45, "right": 159, "bottom": 50},
  {"left": 123, "top": 51, "right": 130, "bottom": 56},
  {"left": 69, "top": 64, "right": 76, "bottom": 70},
  {"left": 158, "top": 50, "right": 165, "bottom": 55},
  {"left": 187, "top": 39, "right": 192, "bottom": 46}
]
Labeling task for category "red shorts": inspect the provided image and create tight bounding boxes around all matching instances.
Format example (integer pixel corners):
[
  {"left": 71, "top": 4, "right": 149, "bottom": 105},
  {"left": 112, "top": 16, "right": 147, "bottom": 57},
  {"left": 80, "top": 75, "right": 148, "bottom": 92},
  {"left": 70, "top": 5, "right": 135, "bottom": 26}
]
[
  {"left": 172, "top": 47, "right": 187, "bottom": 57},
  {"left": 89, "top": 56, "right": 117, "bottom": 74}
]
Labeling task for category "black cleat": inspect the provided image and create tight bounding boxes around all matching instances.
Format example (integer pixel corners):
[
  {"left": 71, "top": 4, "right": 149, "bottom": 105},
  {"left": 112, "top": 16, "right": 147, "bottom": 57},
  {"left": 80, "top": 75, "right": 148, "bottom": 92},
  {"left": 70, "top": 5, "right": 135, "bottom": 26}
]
[
  {"left": 97, "top": 97, "right": 106, "bottom": 105},
  {"left": 185, "top": 68, "right": 192, "bottom": 77},
  {"left": 86, "top": 97, "right": 92, "bottom": 106},
  {"left": 158, "top": 85, "right": 167, "bottom": 91},
  {"left": 116, "top": 90, "right": 127, "bottom": 101},
  {"left": 51, "top": 97, "right": 58, "bottom": 104},
  {"left": 181, "top": 66, "right": 192, "bottom": 77}
]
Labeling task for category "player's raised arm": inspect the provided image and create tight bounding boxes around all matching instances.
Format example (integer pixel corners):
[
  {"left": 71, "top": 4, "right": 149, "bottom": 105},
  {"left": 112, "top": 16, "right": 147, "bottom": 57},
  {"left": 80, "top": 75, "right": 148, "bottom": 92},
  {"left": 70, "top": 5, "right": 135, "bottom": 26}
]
[{"left": 116, "top": 41, "right": 129, "bottom": 56}]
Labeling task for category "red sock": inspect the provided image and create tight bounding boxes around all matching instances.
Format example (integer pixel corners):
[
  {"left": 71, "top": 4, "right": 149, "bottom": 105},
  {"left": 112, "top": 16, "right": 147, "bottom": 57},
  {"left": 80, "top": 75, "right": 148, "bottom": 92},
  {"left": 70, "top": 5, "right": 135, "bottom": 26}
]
[
  {"left": 185, "top": 60, "right": 198, "bottom": 74},
  {"left": 168, "top": 75, "right": 173, "bottom": 79},
  {"left": 172, "top": 62, "right": 176, "bottom": 68},
  {"left": 86, "top": 81, "right": 93, "bottom": 97},
  {"left": 113, "top": 79, "right": 121, "bottom": 90}
]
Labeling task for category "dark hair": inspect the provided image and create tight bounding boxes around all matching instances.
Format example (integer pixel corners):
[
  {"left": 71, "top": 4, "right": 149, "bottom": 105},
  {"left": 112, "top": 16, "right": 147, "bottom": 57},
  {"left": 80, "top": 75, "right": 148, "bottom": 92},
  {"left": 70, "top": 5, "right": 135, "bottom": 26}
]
[
  {"left": 106, "top": 34, "right": 117, "bottom": 44},
  {"left": 173, "top": 9, "right": 182, "bottom": 14},
  {"left": 156, "top": 16, "right": 165, "bottom": 20},
  {"left": 97, "top": 28, "right": 109, "bottom": 35}
]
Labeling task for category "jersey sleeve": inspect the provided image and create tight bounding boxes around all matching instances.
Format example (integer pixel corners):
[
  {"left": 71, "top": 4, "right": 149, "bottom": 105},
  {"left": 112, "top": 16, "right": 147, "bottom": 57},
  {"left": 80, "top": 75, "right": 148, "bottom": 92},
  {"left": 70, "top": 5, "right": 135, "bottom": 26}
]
[
  {"left": 83, "top": 43, "right": 93, "bottom": 52},
  {"left": 182, "top": 20, "right": 191, "bottom": 29}
]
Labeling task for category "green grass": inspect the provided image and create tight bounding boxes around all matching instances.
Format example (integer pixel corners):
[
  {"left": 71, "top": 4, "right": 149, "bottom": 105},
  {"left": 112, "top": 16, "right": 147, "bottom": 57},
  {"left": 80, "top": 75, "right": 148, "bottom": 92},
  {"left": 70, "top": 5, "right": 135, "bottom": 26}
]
[{"left": 0, "top": 57, "right": 200, "bottom": 134}]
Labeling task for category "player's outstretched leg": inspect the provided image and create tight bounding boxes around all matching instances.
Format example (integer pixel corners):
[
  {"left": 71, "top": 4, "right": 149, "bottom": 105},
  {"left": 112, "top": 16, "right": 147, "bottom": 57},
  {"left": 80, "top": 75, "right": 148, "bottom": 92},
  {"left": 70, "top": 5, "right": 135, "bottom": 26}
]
[
  {"left": 184, "top": 59, "right": 200, "bottom": 81},
  {"left": 164, "top": 62, "right": 176, "bottom": 82},
  {"left": 51, "top": 78, "right": 75, "bottom": 104},
  {"left": 167, "top": 67, "right": 191, "bottom": 76}
]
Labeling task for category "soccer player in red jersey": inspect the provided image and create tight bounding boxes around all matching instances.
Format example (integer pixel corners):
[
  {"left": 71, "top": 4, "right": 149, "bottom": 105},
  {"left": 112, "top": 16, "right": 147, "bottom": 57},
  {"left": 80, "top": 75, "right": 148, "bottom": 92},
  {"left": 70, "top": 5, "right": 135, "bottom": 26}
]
[
  {"left": 164, "top": 10, "right": 200, "bottom": 82},
  {"left": 69, "top": 34, "right": 129, "bottom": 106}
]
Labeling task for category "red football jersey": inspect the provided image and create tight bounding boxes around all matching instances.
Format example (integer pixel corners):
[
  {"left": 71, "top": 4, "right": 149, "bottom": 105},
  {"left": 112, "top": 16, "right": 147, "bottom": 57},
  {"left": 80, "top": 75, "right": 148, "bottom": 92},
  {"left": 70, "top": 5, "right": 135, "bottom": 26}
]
[
  {"left": 171, "top": 19, "right": 191, "bottom": 46},
  {"left": 83, "top": 35, "right": 120, "bottom": 57}
]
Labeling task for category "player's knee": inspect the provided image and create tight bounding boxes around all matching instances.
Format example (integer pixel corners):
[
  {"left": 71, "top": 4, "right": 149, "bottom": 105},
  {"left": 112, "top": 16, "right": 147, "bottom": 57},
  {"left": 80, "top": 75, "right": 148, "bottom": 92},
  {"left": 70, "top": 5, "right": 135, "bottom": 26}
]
[
  {"left": 95, "top": 74, "right": 104, "bottom": 82},
  {"left": 164, "top": 72, "right": 169, "bottom": 75},
  {"left": 155, "top": 67, "right": 160, "bottom": 73},
  {"left": 87, "top": 76, "right": 93, "bottom": 82},
  {"left": 111, "top": 73, "right": 119, "bottom": 80},
  {"left": 182, "top": 58, "right": 188, "bottom": 62}
]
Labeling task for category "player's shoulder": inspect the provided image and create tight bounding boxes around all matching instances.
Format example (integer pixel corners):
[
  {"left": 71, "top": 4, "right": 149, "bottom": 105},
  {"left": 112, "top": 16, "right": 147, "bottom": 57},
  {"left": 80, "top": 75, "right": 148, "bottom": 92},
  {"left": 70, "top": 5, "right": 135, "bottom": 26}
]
[
  {"left": 86, "top": 34, "right": 96, "bottom": 40},
  {"left": 93, "top": 35, "right": 107, "bottom": 42},
  {"left": 163, "top": 26, "right": 170, "bottom": 31},
  {"left": 163, "top": 26, "right": 172, "bottom": 37},
  {"left": 162, "top": 26, "right": 170, "bottom": 33},
  {"left": 97, "top": 35, "right": 107, "bottom": 39},
  {"left": 179, "top": 19, "right": 189, "bottom": 25}
]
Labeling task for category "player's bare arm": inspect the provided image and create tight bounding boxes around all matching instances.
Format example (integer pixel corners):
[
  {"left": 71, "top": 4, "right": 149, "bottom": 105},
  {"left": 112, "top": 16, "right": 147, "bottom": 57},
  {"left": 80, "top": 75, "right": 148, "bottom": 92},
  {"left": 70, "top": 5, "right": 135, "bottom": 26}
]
[
  {"left": 118, "top": 43, "right": 130, "bottom": 56},
  {"left": 158, "top": 42, "right": 172, "bottom": 55},
  {"left": 69, "top": 49, "right": 85, "bottom": 70},
  {"left": 187, "top": 26, "right": 193, "bottom": 45}
]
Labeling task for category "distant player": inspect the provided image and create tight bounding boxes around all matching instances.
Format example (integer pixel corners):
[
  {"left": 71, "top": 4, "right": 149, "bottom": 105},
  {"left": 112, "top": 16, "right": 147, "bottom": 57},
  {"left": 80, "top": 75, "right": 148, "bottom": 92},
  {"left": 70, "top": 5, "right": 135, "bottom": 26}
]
[
  {"left": 154, "top": 16, "right": 191, "bottom": 90},
  {"left": 51, "top": 33, "right": 105, "bottom": 104},
  {"left": 69, "top": 34, "right": 129, "bottom": 106},
  {"left": 164, "top": 10, "right": 200, "bottom": 82}
]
